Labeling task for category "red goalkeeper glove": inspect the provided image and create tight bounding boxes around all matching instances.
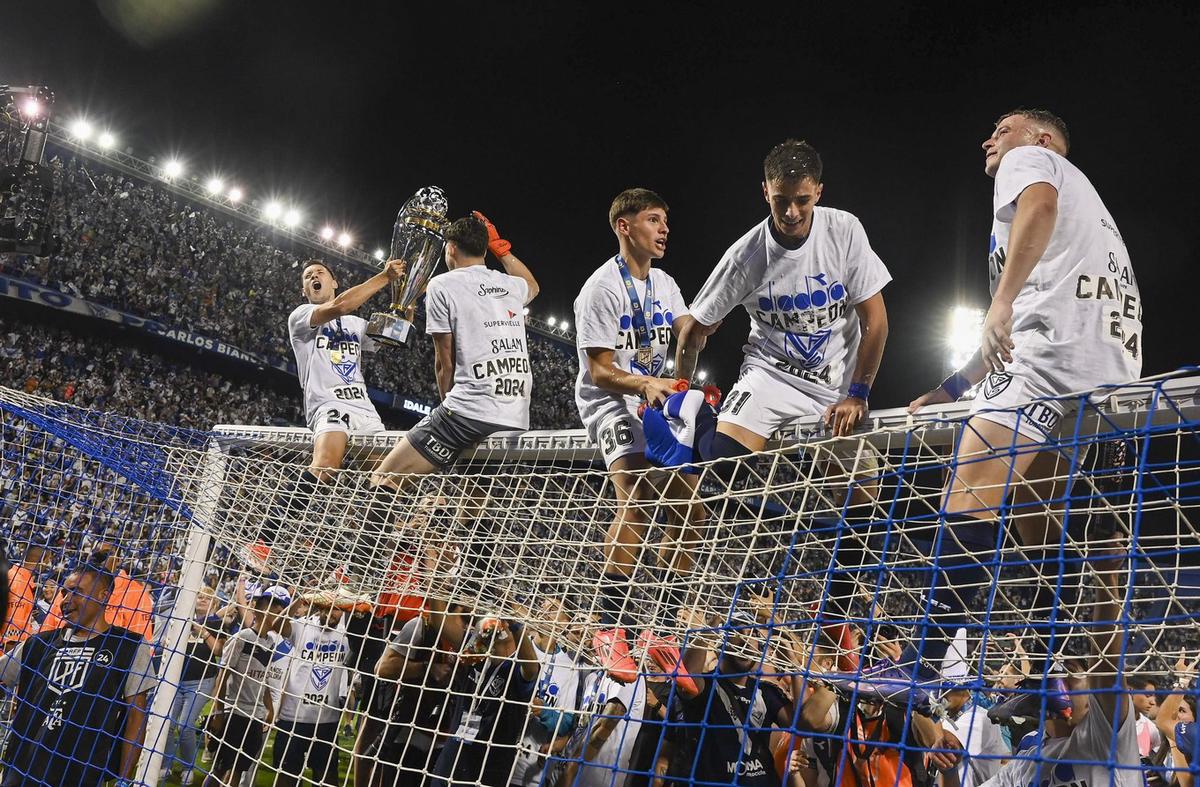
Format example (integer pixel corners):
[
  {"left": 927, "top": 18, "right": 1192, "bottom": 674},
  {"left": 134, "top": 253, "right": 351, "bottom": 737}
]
[
  {"left": 702, "top": 384, "right": 722, "bottom": 408},
  {"left": 472, "top": 210, "right": 512, "bottom": 259}
]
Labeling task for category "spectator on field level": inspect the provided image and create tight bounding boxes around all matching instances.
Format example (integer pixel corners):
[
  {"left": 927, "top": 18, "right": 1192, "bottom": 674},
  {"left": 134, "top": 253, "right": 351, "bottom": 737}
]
[
  {"left": 161, "top": 587, "right": 238, "bottom": 785},
  {"left": 370, "top": 605, "right": 461, "bottom": 787},
  {"left": 3, "top": 536, "right": 57, "bottom": 651},
  {"left": 425, "top": 599, "right": 539, "bottom": 787},
  {"left": 1155, "top": 656, "right": 1198, "bottom": 787},
  {"left": 273, "top": 591, "right": 352, "bottom": 787},
  {"left": 0, "top": 556, "right": 154, "bottom": 786},
  {"left": 204, "top": 584, "right": 291, "bottom": 787},
  {"left": 42, "top": 547, "right": 155, "bottom": 640}
]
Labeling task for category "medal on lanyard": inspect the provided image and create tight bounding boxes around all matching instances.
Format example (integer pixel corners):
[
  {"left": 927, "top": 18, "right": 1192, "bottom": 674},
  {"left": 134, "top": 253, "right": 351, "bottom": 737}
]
[
  {"left": 330, "top": 318, "right": 344, "bottom": 364},
  {"left": 616, "top": 256, "right": 655, "bottom": 372}
]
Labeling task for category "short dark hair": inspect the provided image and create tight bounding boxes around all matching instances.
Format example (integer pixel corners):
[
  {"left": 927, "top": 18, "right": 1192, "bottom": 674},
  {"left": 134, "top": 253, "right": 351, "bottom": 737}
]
[
  {"left": 75, "top": 551, "right": 116, "bottom": 595},
  {"left": 997, "top": 108, "right": 1070, "bottom": 153},
  {"left": 444, "top": 216, "right": 488, "bottom": 258},
  {"left": 303, "top": 259, "right": 335, "bottom": 279},
  {"left": 764, "top": 139, "right": 823, "bottom": 184},
  {"left": 608, "top": 188, "right": 668, "bottom": 230},
  {"left": 1129, "top": 674, "right": 1157, "bottom": 691}
]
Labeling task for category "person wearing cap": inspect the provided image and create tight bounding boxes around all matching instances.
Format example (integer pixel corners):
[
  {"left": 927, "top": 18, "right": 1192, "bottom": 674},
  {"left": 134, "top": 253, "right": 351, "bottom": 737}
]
[{"left": 203, "top": 584, "right": 292, "bottom": 787}]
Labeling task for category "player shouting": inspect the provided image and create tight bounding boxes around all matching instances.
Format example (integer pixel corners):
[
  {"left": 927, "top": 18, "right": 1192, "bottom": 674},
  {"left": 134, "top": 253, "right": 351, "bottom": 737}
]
[
  {"left": 361, "top": 213, "right": 538, "bottom": 559},
  {"left": 903, "top": 109, "right": 1143, "bottom": 684},
  {"left": 573, "top": 187, "right": 705, "bottom": 685},
  {"left": 673, "top": 139, "right": 891, "bottom": 621},
  {"left": 246, "top": 258, "right": 404, "bottom": 567}
]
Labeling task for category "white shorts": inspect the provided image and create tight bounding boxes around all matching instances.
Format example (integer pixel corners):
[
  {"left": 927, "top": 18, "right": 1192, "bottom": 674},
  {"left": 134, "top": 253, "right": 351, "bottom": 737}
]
[
  {"left": 589, "top": 406, "right": 646, "bottom": 469},
  {"left": 309, "top": 403, "right": 386, "bottom": 438},
  {"left": 718, "top": 363, "right": 835, "bottom": 439},
  {"left": 969, "top": 363, "right": 1070, "bottom": 444}
]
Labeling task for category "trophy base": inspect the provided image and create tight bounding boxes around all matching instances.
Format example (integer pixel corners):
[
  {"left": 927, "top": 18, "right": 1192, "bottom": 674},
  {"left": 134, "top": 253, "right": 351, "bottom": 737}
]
[{"left": 366, "top": 313, "right": 415, "bottom": 347}]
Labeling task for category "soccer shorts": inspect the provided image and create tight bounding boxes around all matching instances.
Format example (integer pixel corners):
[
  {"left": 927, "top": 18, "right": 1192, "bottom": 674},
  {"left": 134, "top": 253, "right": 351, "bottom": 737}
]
[
  {"left": 969, "top": 361, "right": 1070, "bottom": 444},
  {"left": 310, "top": 403, "right": 386, "bottom": 437},
  {"left": 405, "top": 405, "right": 512, "bottom": 468},
  {"left": 590, "top": 406, "right": 646, "bottom": 468},
  {"left": 272, "top": 720, "right": 341, "bottom": 781},
  {"left": 211, "top": 712, "right": 264, "bottom": 774}
]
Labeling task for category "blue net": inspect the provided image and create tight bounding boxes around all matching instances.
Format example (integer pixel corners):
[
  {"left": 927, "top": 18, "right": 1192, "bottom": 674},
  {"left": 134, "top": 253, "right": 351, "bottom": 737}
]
[{"left": 1, "top": 375, "right": 1198, "bottom": 787}]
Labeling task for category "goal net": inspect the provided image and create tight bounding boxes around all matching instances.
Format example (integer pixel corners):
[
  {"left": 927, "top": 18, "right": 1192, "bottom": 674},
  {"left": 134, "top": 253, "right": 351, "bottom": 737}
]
[{"left": 1, "top": 372, "right": 1198, "bottom": 787}]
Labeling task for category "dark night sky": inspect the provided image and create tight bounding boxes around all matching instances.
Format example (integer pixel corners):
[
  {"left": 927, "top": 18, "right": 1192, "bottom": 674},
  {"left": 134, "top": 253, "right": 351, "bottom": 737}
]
[{"left": 5, "top": 1, "right": 1198, "bottom": 406}]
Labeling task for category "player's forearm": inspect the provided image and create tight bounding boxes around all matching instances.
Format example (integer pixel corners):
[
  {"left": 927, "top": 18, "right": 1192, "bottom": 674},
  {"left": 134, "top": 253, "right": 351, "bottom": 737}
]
[
  {"left": 591, "top": 362, "right": 651, "bottom": 398},
  {"left": 322, "top": 271, "right": 392, "bottom": 319},
  {"left": 1157, "top": 693, "right": 1183, "bottom": 740},
  {"left": 497, "top": 253, "right": 540, "bottom": 304},
  {"left": 674, "top": 318, "right": 706, "bottom": 382},
  {"left": 434, "top": 357, "right": 452, "bottom": 400},
  {"left": 119, "top": 694, "right": 148, "bottom": 778},
  {"left": 799, "top": 685, "right": 836, "bottom": 732},
  {"left": 848, "top": 311, "right": 888, "bottom": 389},
  {"left": 992, "top": 186, "right": 1057, "bottom": 305}
]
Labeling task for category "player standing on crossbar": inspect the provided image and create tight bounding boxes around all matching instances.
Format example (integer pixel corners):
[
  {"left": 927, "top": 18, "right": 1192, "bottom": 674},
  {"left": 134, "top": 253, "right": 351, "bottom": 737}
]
[
  {"left": 903, "top": 108, "right": 1144, "bottom": 686},
  {"left": 672, "top": 139, "right": 891, "bottom": 622},
  {"left": 361, "top": 213, "right": 538, "bottom": 554},
  {"left": 574, "top": 187, "right": 704, "bottom": 686},
  {"left": 247, "top": 258, "right": 405, "bottom": 567}
]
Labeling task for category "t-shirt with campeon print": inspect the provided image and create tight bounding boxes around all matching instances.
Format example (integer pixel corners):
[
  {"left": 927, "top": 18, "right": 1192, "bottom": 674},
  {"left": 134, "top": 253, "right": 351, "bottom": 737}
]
[
  {"left": 424, "top": 265, "right": 532, "bottom": 429},
  {"left": 688, "top": 208, "right": 891, "bottom": 406},
  {"left": 989, "top": 146, "right": 1143, "bottom": 394},
  {"left": 288, "top": 304, "right": 380, "bottom": 425}
]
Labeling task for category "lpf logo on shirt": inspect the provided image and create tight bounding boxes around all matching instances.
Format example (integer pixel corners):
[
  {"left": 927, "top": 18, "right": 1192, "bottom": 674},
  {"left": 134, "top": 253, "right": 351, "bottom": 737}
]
[{"left": 46, "top": 646, "right": 96, "bottom": 695}]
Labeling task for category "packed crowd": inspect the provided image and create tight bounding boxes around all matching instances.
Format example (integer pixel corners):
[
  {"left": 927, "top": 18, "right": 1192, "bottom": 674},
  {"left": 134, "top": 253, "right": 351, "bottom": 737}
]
[{"left": 0, "top": 149, "right": 582, "bottom": 429}]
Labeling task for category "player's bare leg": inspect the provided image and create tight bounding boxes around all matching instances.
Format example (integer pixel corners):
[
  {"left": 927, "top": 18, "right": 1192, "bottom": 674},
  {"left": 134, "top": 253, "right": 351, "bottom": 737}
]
[{"left": 310, "top": 430, "right": 350, "bottom": 481}]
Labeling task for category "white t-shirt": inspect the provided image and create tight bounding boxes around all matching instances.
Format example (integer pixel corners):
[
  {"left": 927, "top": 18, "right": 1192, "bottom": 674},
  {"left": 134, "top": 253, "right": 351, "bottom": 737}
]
[
  {"left": 574, "top": 671, "right": 646, "bottom": 787},
  {"left": 979, "top": 698, "right": 1140, "bottom": 787},
  {"left": 278, "top": 615, "right": 350, "bottom": 725},
  {"left": 288, "top": 304, "right": 380, "bottom": 426},
  {"left": 511, "top": 645, "right": 583, "bottom": 786},
  {"left": 689, "top": 209, "right": 891, "bottom": 404},
  {"left": 990, "top": 146, "right": 1143, "bottom": 392},
  {"left": 946, "top": 702, "right": 1009, "bottom": 787},
  {"left": 573, "top": 257, "right": 689, "bottom": 433},
  {"left": 220, "top": 627, "right": 276, "bottom": 720},
  {"left": 425, "top": 265, "right": 532, "bottom": 429}
]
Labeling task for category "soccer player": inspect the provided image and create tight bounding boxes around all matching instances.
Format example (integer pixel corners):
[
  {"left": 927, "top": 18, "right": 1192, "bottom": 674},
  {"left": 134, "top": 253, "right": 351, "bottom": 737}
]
[
  {"left": 905, "top": 109, "right": 1144, "bottom": 683},
  {"left": 362, "top": 213, "right": 538, "bottom": 557},
  {"left": 248, "top": 257, "right": 405, "bottom": 567},
  {"left": 672, "top": 139, "right": 891, "bottom": 621},
  {"left": 573, "top": 187, "right": 705, "bottom": 684}
]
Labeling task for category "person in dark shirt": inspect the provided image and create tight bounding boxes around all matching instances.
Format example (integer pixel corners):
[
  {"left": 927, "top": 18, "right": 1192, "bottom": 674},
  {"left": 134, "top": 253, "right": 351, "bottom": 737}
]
[
  {"left": 427, "top": 599, "right": 540, "bottom": 787},
  {"left": 162, "top": 587, "right": 237, "bottom": 784},
  {"left": 0, "top": 557, "right": 154, "bottom": 787},
  {"left": 668, "top": 613, "right": 802, "bottom": 787}
]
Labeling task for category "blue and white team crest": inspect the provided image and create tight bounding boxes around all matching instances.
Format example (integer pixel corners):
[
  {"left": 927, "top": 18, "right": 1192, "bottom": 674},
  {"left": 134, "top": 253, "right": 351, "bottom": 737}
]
[
  {"left": 331, "top": 358, "right": 358, "bottom": 384},
  {"left": 784, "top": 329, "right": 831, "bottom": 369},
  {"left": 310, "top": 666, "right": 333, "bottom": 690}
]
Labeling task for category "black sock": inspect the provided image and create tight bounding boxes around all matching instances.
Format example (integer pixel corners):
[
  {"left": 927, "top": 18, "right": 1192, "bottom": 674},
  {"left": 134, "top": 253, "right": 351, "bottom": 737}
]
[
  {"left": 1024, "top": 543, "right": 1083, "bottom": 668},
  {"left": 705, "top": 432, "right": 754, "bottom": 487},
  {"left": 907, "top": 513, "right": 998, "bottom": 671},
  {"left": 365, "top": 483, "right": 398, "bottom": 532},
  {"left": 599, "top": 571, "right": 634, "bottom": 629},
  {"left": 653, "top": 567, "right": 689, "bottom": 629},
  {"left": 260, "top": 470, "right": 319, "bottom": 542}
]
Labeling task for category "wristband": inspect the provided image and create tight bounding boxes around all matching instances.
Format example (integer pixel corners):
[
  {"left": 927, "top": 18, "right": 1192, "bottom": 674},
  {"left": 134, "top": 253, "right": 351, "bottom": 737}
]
[
  {"left": 939, "top": 371, "right": 971, "bottom": 401},
  {"left": 847, "top": 382, "right": 870, "bottom": 401}
]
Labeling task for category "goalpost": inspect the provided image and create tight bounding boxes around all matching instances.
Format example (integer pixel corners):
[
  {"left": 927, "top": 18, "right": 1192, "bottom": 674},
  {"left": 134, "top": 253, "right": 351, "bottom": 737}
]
[{"left": 1, "top": 372, "right": 1198, "bottom": 787}]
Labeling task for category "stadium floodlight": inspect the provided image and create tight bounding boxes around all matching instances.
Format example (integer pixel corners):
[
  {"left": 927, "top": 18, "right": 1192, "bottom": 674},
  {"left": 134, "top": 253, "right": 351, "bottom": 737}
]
[
  {"left": 666, "top": 358, "right": 675, "bottom": 371},
  {"left": 522, "top": 307, "right": 530, "bottom": 316},
  {"left": 205, "top": 177, "right": 223, "bottom": 195},
  {"left": 283, "top": 208, "right": 301, "bottom": 228},
  {"left": 698, "top": 369, "right": 708, "bottom": 381},
  {"left": 946, "top": 305, "right": 985, "bottom": 372},
  {"left": 97, "top": 131, "right": 116, "bottom": 150},
  {"left": 227, "top": 186, "right": 243, "bottom": 203},
  {"left": 264, "top": 202, "right": 283, "bottom": 221},
  {"left": 320, "top": 226, "right": 334, "bottom": 240},
  {"left": 560, "top": 320, "right": 570, "bottom": 331},
  {"left": 336, "top": 232, "right": 352, "bottom": 247},
  {"left": 69, "top": 119, "right": 93, "bottom": 141},
  {"left": 373, "top": 248, "right": 385, "bottom": 261},
  {"left": 547, "top": 316, "right": 558, "bottom": 327},
  {"left": 163, "top": 159, "right": 184, "bottom": 179},
  {"left": 20, "top": 98, "right": 40, "bottom": 118}
]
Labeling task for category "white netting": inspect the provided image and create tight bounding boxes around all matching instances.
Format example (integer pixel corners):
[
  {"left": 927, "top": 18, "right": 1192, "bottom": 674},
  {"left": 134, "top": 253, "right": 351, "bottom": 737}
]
[{"left": 1, "top": 374, "right": 1198, "bottom": 787}]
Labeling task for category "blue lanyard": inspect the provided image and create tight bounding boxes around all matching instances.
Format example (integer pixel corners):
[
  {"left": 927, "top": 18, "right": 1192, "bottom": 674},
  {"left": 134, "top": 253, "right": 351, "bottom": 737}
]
[{"left": 615, "top": 255, "right": 653, "bottom": 349}]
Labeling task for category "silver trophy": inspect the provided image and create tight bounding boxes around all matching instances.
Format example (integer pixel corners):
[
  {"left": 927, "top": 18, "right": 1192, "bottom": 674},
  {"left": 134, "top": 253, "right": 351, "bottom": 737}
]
[{"left": 367, "top": 186, "right": 450, "bottom": 347}]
